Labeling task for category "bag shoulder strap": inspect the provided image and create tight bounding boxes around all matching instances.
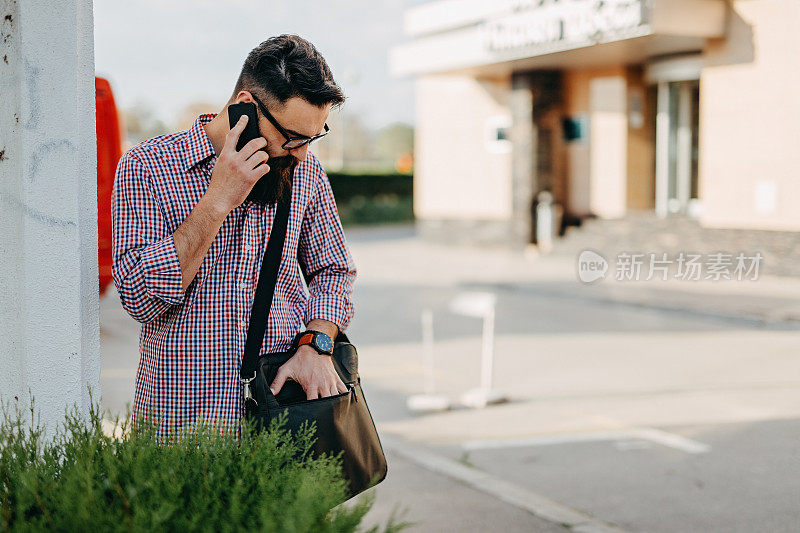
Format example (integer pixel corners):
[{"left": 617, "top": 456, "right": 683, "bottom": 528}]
[{"left": 240, "top": 192, "right": 291, "bottom": 380}]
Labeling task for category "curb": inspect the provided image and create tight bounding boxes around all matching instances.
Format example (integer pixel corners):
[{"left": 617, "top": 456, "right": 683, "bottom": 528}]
[{"left": 381, "top": 435, "right": 630, "bottom": 533}]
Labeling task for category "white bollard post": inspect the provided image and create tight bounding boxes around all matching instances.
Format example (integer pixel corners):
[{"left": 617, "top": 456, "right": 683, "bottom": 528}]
[
  {"left": 479, "top": 306, "right": 495, "bottom": 392},
  {"left": 422, "top": 308, "right": 436, "bottom": 395},
  {"left": 536, "top": 199, "right": 553, "bottom": 254},
  {"left": 449, "top": 292, "right": 506, "bottom": 408},
  {"left": 406, "top": 308, "right": 451, "bottom": 413}
]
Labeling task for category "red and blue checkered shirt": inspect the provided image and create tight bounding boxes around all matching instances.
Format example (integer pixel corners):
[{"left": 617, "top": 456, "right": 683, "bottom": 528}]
[{"left": 111, "top": 114, "right": 356, "bottom": 437}]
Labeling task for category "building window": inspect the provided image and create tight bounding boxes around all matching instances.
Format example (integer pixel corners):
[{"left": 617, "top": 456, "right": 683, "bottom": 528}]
[
  {"left": 485, "top": 115, "right": 512, "bottom": 154},
  {"left": 563, "top": 115, "right": 588, "bottom": 143}
]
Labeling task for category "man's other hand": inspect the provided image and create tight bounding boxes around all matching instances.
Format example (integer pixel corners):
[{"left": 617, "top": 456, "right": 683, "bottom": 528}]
[{"left": 270, "top": 345, "right": 348, "bottom": 400}]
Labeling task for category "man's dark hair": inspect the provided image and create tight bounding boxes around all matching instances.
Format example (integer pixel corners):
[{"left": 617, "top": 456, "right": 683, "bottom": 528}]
[
  {"left": 234, "top": 34, "right": 345, "bottom": 108},
  {"left": 233, "top": 35, "right": 344, "bottom": 206}
]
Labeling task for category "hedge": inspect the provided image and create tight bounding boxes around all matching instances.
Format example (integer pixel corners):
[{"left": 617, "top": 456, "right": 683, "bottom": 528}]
[
  {"left": 0, "top": 401, "right": 406, "bottom": 533},
  {"left": 326, "top": 172, "right": 414, "bottom": 227},
  {"left": 326, "top": 173, "right": 413, "bottom": 204}
]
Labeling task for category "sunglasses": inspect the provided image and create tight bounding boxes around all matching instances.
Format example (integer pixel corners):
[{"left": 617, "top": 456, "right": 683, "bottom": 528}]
[{"left": 250, "top": 94, "right": 330, "bottom": 150}]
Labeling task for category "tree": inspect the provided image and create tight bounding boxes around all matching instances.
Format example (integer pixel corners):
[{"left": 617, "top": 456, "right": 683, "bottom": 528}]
[
  {"left": 374, "top": 122, "right": 413, "bottom": 163},
  {"left": 122, "top": 101, "right": 168, "bottom": 146}
]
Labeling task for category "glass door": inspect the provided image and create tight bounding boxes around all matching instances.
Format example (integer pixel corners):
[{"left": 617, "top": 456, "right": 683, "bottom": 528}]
[{"left": 656, "top": 79, "right": 700, "bottom": 216}]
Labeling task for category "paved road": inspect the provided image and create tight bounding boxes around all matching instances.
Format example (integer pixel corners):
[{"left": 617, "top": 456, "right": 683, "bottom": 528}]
[{"left": 100, "top": 224, "right": 800, "bottom": 532}]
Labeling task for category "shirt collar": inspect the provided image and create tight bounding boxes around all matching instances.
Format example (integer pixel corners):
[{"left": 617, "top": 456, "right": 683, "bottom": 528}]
[{"left": 183, "top": 113, "right": 218, "bottom": 172}]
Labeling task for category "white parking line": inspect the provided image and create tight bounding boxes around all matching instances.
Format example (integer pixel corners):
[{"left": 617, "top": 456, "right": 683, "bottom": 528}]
[
  {"left": 382, "top": 435, "right": 630, "bottom": 533},
  {"left": 462, "top": 427, "right": 711, "bottom": 454},
  {"left": 626, "top": 428, "right": 711, "bottom": 454}
]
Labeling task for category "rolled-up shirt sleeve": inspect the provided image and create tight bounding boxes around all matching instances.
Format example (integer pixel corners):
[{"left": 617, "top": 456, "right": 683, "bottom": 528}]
[
  {"left": 111, "top": 153, "right": 185, "bottom": 323},
  {"left": 299, "top": 168, "right": 357, "bottom": 332}
]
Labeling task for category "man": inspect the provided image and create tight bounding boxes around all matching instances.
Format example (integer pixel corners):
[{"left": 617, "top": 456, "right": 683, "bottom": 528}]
[{"left": 112, "top": 35, "right": 356, "bottom": 437}]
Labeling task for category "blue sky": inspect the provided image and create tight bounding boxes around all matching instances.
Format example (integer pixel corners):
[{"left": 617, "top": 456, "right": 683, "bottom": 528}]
[{"left": 93, "top": 0, "right": 416, "bottom": 129}]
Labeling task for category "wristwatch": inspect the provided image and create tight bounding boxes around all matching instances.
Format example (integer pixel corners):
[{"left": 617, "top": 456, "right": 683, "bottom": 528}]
[{"left": 293, "top": 330, "right": 334, "bottom": 356}]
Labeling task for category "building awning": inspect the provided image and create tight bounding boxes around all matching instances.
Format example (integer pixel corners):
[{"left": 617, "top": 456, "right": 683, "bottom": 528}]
[{"left": 390, "top": 0, "right": 727, "bottom": 77}]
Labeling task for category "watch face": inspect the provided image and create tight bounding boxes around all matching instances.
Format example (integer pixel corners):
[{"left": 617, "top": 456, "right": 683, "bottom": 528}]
[{"left": 316, "top": 334, "right": 333, "bottom": 353}]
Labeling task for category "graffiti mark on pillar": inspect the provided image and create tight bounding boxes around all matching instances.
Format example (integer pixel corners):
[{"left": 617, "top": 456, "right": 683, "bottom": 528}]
[
  {"left": 0, "top": 189, "right": 76, "bottom": 228},
  {"left": 27, "top": 139, "right": 74, "bottom": 183}
]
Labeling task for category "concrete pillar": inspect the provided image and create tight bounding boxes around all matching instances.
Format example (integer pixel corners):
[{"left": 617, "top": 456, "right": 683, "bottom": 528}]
[
  {"left": 655, "top": 81, "right": 670, "bottom": 218},
  {"left": 509, "top": 73, "right": 534, "bottom": 248},
  {"left": 676, "top": 81, "right": 692, "bottom": 212},
  {"left": 0, "top": 0, "right": 100, "bottom": 427},
  {"left": 588, "top": 76, "right": 627, "bottom": 219}
]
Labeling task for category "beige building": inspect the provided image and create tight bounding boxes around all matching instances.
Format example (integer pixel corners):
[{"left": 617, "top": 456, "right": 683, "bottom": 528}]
[{"left": 391, "top": 0, "right": 800, "bottom": 245}]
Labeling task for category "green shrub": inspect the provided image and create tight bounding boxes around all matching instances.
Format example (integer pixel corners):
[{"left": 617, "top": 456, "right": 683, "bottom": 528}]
[
  {"left": 0, "top": 401, "right": 401, "bottom": 533},
  {"left": 337, "top": 195, "right": 414, "bottom": 227},
  {"left": 327, "top": 173, "right": 413, "bottom": 204},
  {"left": 326, "top": 172, "right": 414, "bottom": 226}
]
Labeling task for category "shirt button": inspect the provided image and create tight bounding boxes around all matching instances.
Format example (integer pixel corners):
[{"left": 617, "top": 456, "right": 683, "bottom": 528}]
[{"left": 244, "top": 244, "right": 252, "bottom": 252}]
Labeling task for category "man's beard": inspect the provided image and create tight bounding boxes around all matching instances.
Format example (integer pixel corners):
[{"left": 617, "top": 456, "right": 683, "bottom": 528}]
[{"left": 246, "top": 153, "right": 298, "bottom": 206}]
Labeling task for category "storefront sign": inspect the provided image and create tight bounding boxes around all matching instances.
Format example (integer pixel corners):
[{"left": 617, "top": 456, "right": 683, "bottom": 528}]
[{"left": 483, "top": 0, "right": 644, "bottom": 53}]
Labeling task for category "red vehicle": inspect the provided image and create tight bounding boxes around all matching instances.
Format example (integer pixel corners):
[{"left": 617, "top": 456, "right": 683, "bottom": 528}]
[{"left": 95, "top": 77, "right": 123, "bottom": 295}]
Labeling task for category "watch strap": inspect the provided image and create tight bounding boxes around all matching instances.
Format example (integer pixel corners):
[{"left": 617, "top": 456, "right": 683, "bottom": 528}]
[{"left": 294, "top": 330, "right": 333, "bottom": 355}]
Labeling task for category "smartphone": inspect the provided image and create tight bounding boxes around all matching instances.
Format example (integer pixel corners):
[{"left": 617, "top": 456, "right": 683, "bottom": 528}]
[
  {"left": 228, "top": 102, "right": 273, "bottom": 204},
  {"left": 228, "top": 102, "right": 262, "bottom": 152}
]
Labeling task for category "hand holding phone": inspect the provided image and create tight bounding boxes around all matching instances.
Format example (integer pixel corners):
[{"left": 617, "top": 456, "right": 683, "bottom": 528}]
[{"left": 203, "top": 103, "right": 271, "bottom": 213}]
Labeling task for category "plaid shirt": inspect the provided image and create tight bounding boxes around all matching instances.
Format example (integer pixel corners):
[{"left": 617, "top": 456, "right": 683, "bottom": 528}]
[{"left": 111, "top": 114, "right": 356, "bottom": 437}]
